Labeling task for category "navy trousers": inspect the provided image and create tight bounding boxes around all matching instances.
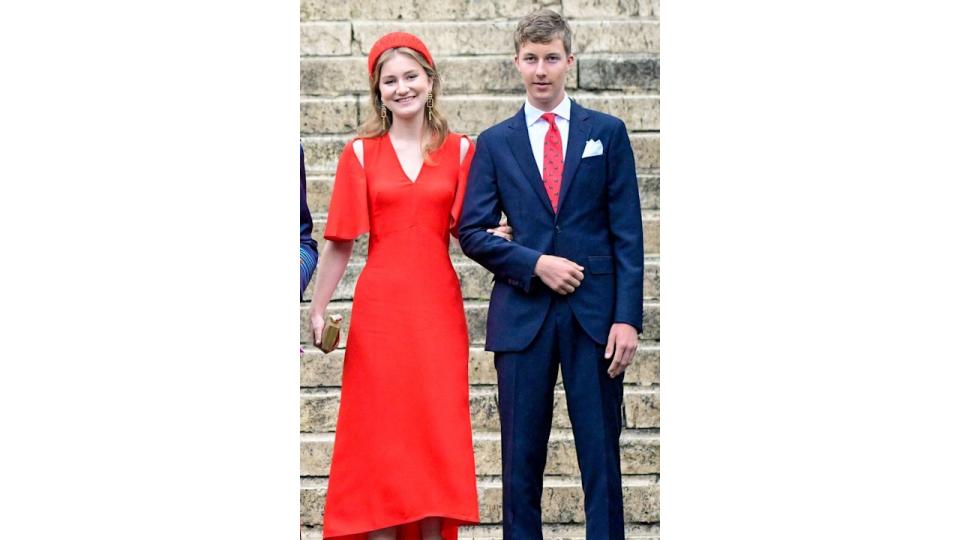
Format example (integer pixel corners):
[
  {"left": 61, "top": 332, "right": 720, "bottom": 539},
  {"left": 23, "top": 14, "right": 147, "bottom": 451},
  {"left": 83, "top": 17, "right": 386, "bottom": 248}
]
[{"left": 495, "top": 296, "right": 625, "bottom": 540}]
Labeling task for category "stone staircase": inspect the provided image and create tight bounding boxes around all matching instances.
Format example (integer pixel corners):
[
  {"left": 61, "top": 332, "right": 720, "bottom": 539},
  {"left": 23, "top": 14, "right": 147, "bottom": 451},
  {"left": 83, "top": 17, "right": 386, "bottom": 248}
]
[{"left": 301, "top": 1, "right": 659, "bottom": 537}]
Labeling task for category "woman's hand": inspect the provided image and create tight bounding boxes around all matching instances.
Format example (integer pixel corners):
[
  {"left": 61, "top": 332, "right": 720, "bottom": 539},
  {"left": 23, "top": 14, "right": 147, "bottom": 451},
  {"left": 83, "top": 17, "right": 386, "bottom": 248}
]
[
  {"left": 309, "top": 306, "right": 327, "bottom": 348},
  {"left": 487, "top": 216, "right": 513, "bottom": 241}
]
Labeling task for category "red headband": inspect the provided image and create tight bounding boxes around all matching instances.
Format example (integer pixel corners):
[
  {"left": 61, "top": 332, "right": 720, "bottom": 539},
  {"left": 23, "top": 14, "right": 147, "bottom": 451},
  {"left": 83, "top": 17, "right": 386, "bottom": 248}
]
[{"left": 367, "top": 32, "right": 435, "bottom": 78}]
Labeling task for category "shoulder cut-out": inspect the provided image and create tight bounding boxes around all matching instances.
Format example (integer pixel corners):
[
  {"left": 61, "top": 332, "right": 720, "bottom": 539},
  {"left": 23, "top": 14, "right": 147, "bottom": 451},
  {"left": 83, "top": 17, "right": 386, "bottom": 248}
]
[
  {"left": 352, "top": 139, "right": 364, "bottom": 169},
  {"left": 459, "top": 135, "right": 470, "bottom": 165}
]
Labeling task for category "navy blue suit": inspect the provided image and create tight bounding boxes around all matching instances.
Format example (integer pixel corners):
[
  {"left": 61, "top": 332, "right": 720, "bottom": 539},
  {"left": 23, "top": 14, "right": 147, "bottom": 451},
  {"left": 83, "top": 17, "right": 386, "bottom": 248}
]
[
  {"left": 458, "top": 101, "right": 643, "bottom": 540},
  {"left": 300, "top": 144, "right": 318, "bottom": 300}
]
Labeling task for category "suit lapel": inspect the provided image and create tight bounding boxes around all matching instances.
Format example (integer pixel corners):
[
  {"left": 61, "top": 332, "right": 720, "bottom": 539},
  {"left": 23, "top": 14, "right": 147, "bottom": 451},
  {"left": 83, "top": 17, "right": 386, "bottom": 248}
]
[
  {"left": 556, "top": 101, "right": 590, "bottom": 218},
  {"left": 507, "top": 107, "right": 555, "bottom": 216}
]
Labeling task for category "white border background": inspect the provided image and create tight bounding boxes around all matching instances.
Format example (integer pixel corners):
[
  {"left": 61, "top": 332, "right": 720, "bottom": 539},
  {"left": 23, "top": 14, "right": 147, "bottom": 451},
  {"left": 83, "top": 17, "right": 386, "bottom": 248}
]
[{"left": 2, "top": 1, "right": 959, "bottom": 538}]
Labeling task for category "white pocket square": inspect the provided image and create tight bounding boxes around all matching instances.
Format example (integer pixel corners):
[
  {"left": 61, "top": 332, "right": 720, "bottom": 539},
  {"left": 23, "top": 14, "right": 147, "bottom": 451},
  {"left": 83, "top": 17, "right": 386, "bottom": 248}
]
[{"left": 582, "top": 139, "right": 604, "bottom": 158}]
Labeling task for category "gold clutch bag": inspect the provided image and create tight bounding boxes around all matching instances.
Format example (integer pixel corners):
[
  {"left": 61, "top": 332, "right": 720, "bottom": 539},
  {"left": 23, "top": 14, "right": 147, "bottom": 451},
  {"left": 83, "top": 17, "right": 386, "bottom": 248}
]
[{"left": 319, "top": 314, "right": 343, "bottom": 354}]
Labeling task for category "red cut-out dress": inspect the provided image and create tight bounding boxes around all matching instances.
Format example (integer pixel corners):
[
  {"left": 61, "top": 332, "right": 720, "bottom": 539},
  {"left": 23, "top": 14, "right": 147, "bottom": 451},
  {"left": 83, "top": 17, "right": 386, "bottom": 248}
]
[{"left": 320, "top": 132, "right": 479, "bottom": 539}]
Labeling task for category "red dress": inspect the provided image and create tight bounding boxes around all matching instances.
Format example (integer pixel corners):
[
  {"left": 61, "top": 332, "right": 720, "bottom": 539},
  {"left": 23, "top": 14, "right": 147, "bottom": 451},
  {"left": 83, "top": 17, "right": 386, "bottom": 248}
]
[{"left": 321, "top": 132, "right": 479, "bottom": 539}]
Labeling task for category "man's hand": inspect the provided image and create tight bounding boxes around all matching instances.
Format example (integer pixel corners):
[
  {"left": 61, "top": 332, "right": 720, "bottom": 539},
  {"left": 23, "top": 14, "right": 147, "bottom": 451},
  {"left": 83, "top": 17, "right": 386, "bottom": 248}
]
[
  {"left": 535, "top": 255, "right": 584, "bottom": 294},
  {"left": 487, "top": 216, "right": 513, "bottom": 241},
  {"left": 605, "top": 323, "right": 638, "bottom": 378}
]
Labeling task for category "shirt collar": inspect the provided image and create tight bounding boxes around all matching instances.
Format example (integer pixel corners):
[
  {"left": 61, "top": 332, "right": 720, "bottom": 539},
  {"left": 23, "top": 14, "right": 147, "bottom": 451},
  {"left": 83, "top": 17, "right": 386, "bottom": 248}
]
[{"left": 524, "top": 94, "right": 571, "bottom": 127}]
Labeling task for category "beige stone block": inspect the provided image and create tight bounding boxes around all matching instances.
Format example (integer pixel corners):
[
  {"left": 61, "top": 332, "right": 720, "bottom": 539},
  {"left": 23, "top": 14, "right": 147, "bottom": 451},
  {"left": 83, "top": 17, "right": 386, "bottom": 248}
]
[
  {"left": 442, "top": 93, "right": 658, "bottom": 134},
  {"left": 301, "top": 97, "right": 358, "bottom": 135},
  {"left": 574, "top": 21, "right": 659, "bottom": 54},
  {"left": 300, "top": 22, "right": 352, "bottom": 56},
  {"left": 300, "top": 0, "right": 348, "bottom": 20},
  {"left": 301, "top": 135, "right": 351, "bottom": 173},
  {"left": 354, "top": 21, "right": 516, "bottom": 55},
  {"left": 300, "top": 386, "right": 658, "bottom": 432},
  {"left": 644, "top": 259, "right": 659, "bottom": 301},
  {"left": 469, "top": 388, "right": 658, "bottom": 431},
  {"left": 624, "top": 391, "right": 659, "bottom": 428},
  {"left": 305, "top": 175, "right": 333, "bottom": 215},
  {"left": 639, "top": 0, "right": 660, "bottom": 18},
  {"left": 438, "top": 56, "right": 577, "bottom": 94},
  {"left": 579, "top": 54, "right": 659, "bottom": 93},
  {"left": 467, "top": 345, "right": 659, "bottom": 387},
  {"left": 443, "top": 95, "right": 525, "bottom": 135},
  {"left": 575, "top": 94, "right": 659, "bottom": 131},
  {"left": 563, "top": 0, "right": 639, "bottom": 18},
  {"left": 302, "top": 430, "right": 658, "bottom": 477},
  {"left": 458, "top": 523, "right": 661, "bottom": 539},
  {"left": 301, "top": 476, "right": 659, "bottom": 525},
  {"left": 300, "top": 348, "right": 344, "bottom": 387},
  {"left": 476, "top": 477, "right": 659, "bottom": 523},
  {"left": 345, "top": 0, "right": 553, "bottom": 20},
  {"left": 300, "top": 433, "right": 334, "bottom": 476},
  {"left": 639, "top": 174, "right": 659, "bottom": 209},
  {"left": 301, "top": 57, "right": 369, "bottom": 96},
  {"left": 639, "top": 302, "right": 659, "bottom": 342},
  {"left": 299, "top": 480, "right": 326, "bottom": 525},
  {"left": 643, "top": 211, "right": 660, "bottom": 255},
  {"left": 300, "top": 390, "right": 340, "bottom": 432},
  {"left": 627, "top": 345, "right": 659, "bottom": 386},
  {"left": 302, "top": 344, "right": 656, "bottom": 388},
  {"left": 631, "top": 133, "right": 660, "bottom": 171}
]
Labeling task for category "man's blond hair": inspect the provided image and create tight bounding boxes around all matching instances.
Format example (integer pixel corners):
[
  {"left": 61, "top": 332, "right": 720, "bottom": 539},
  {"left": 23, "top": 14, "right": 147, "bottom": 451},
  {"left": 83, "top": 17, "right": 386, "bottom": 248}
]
[{"left": 514, "top": 8, "right": 573, "bottom": 55}]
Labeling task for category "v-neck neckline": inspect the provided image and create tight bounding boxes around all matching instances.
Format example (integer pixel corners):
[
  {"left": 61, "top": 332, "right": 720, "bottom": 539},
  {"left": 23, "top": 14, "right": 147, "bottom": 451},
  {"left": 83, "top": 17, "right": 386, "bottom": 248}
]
[{"left": 386, "top": 134, "right": 425, "bottom": 184}]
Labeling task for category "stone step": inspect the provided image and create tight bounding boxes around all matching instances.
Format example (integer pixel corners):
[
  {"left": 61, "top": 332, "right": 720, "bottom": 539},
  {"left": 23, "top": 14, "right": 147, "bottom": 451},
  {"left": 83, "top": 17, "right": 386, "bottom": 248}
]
[
  {"left": 301, "top": 523, "right": 659, "bottom": 540},
  {"left": 301, "top": 0, "right": 658, "bottom": 21},
  {"left": 299, "top": 301, "right": 661, "bottom": 345},
  {"left": 307, "top": 212, "right": 661, "bottom": 261},
  {"left": 301, "top": 131, "right": 659, "bottom": 173},
  {"left": 301, "top": 93, "right": 659, "bottom": 134},
  {"left": 302, "top": 257, "right": 660, "bottom": 302},
  {"left": 300, "top": 386, "right": 659, "bottom": 433},
  {"left": 305, "top": 172, "right": 660, "bottom": 215},
  {"left": 301, "top": 429, "right": 659, "bottom": 477},
  {"left": 302, "top": 344, "right": 660, "bottom": 388},
  {"left": 300, "top": 475, "right": 659, "bottom": 526},
  {"left": 301, "top": 54, "right": 658, "bottom": 96},
  {"left": 349, "top": 20, "right": 658, "bottom": 56}
]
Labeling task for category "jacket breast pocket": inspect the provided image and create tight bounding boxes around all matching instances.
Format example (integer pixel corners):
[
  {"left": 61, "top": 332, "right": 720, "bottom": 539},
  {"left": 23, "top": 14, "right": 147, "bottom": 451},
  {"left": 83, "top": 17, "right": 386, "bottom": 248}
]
[{"left": 588, "top": 255, "right": 614, "bottom": 275}]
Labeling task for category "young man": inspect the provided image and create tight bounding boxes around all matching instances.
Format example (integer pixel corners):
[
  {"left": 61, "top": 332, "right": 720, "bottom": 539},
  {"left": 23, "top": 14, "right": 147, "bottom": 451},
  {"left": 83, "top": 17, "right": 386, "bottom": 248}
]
[{"left": 458, "top": 9, "right": 644, "bottom": 540}]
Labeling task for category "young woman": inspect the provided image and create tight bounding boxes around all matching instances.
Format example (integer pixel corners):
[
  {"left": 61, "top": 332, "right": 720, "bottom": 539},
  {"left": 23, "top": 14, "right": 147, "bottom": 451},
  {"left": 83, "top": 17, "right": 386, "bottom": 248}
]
[{"left": 308, "top": 33, "right": 509, "bottom": 540}]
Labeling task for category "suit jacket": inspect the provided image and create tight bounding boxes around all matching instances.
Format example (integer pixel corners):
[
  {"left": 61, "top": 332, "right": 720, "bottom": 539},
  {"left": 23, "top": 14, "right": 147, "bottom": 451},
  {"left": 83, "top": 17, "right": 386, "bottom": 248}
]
[
  {"left": 458, "top": 101, "right": 644, "bottom": 351},
  {"left": 300, "top": 144, "right": 318, "bottom": 299}
]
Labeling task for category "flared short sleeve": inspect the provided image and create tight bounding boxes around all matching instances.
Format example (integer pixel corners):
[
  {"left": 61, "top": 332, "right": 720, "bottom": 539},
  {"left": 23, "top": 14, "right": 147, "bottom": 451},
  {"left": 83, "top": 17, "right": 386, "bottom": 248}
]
[
  {"left": 449, "top": 134, "right": 475, "bottom": 239},
  {"left": 324, "top": 139, "right": 370, "bottom": 241}
]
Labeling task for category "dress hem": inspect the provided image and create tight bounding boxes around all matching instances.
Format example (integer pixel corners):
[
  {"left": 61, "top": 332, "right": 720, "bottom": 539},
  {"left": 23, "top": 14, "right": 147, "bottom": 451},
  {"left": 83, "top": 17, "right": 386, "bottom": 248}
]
[{"left": 322, "top": 512, "right": 480, "bottom": 539}]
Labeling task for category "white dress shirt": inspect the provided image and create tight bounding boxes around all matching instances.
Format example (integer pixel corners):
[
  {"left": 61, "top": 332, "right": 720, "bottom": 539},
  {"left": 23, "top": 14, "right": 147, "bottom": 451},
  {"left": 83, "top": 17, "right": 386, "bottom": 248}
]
[{"left": 524, "top": 94, "right": 571, "bottom": 179}]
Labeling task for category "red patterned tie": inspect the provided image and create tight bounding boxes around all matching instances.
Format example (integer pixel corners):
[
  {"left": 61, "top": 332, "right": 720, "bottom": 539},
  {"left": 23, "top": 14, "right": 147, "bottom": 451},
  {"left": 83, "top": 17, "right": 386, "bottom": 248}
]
[{"left": 541, "top": 112, "right": 563, "bottom": 212}]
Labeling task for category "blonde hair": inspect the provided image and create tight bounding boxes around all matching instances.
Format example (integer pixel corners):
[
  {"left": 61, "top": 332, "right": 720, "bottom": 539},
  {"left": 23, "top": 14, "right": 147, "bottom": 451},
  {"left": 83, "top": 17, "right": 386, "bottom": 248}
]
[
  {"left": 514, "top": 8, "right": 573, "bottom": 55},
  {"left": 358, "top": 47, "right": 449, "bottom": 160}
]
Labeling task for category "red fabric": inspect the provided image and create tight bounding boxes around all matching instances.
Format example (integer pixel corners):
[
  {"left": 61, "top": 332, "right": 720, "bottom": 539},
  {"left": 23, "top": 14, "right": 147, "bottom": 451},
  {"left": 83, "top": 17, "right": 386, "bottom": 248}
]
[
  {"left": 541, "top": 112, "right": 563, "bottom": 212},
  {"left": 324, "top": 140, "right": 370, "bottom": 241},
  {"left": 367, "top": 32, "right": 435, "bottom": 77},
  {"left": 321, "top": 133, "right": 479, "bottom": 540}
]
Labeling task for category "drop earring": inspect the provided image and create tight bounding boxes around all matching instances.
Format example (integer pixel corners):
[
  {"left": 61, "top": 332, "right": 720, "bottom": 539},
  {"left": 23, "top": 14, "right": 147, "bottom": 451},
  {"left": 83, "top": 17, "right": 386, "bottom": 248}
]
[
  {"left": 426, "top": 92, "right": 434, "bottom": 123},
  {"left": 380, "top": 103, "right": 388, "bottom": 131}
]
